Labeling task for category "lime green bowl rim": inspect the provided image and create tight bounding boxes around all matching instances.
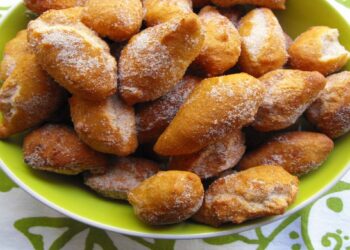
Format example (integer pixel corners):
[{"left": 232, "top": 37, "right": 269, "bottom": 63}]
[{"left": 1, "top": 0, "right": 350, "bottom": 240}]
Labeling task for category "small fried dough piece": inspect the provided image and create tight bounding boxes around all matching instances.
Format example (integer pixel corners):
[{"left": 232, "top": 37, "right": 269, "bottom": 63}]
[
  {"left": 0, "top": 54, "right": 65, "bottom": 138},
  {"left": 70, "top": 95, "right": 138, "bottom": 156},
  {"left": 24, "top": 0, "right": 87, "bottom": 14},
  {"left": 191, "top": 6, "right": 241, "bottom": 77},
  {"left": 306, "top": 71, "right": 350, "bottom": 138},
  {"left": 169, "top": 130, "right": 245, "bottom": 179},
  {"left": 154, "top": 73, "right": 265, "bottom": 156},
  {"left": 23, "top": 124, "right": 108, "bottom": 175},
  {"left": 252, "top": 69, "right": 326, "bottom": 132},
  {"left": 289, "top": 26, "right": 350, "bottom": 76},
  {"left": 119, "top": 14, "right": 204, "bottom": 105},
  {"left": 85, "top": 157, "right": 160, "bottom": 200},
  {"left": 137, "top": 76, "right": 201, "bottom": 144},
  {"left": 82, "top": 0, "right": 142, "bottom": 42},
  {"left": 27, "top": 8, "right": 117, "bottom": 101},
  {"left": 238, "top": 8, "right": 288, "bottom": 77},
  {"left": 128, "top": 171, "right": 204, "bottom": 225},
  {"left": 193, "top": 165, "right": 298, "bottom": 226},
  {"left": 192, "top": 0, "right": 211, "bottom": 8},
  {"left": 0, "top": 30, "right": 28, "bottom": 82},
  {"left": 238, "top": 132, "right": 334, "bottom": 176},
  {"left": 143, "top": 0, "right": 193, "bottom": 27},
  {"left": 211, "top": 0, "right": 286, "bottom": 9}
]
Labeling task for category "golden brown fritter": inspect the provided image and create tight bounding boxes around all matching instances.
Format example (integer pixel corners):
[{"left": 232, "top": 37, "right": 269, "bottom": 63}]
[
  {"left": 289, "top": 26, "right": 350, "bottom": 76},
  {"left": 252, "top": 69, "right": 326, "bottom": 132},
  {"left": 238, "top": 132, "right": 334, "bottom": 176},
  {"left": 82, "top": 0, "right": 142, "bottom": 42},
  {"left": 154, "top": 73, "right": 265, "bottom": 156},
  {"left": 306, "top": 71, "right": 350, "bottom": 138},
  {"left": 118, "top": 14, "right": 204, "bottom": 105},
  {"left": 191, "top": 6, "right": 241, "bottom": 77},
  {"left": 0, "top": 30, "right": 28, "bottom": 82},
  {"left": 238, "top": 8, "right": 288, "bottom": 77},
  {"left": 70, "top": 95, "right": 138, "bottom": 156},
  {"left": 23, "top": 124, "right": 108, "bottom": 175},
  {"left": 211, "top": 0, "right": 286, "bottom": 9},
  {"left": 85, "top": 157, "right": 160, "bottom": 200},
  {"left": 0, "top": 54, "right": 66, "bottom": 139},
  {"left": 193, "top": 165, "right": 298, "bottom": 226},
  {"left": 128, "top": 171, "right": 204, "bottom": 225},
  {"left": 136, "top": 75, "right": 201, "bottom": 144},
  {"left": 143, "top": 0, "right": 193, "bottom": 27},
  {"left": 169, "top": 130, "right": 245, "bottom": 179},
  {"left": 27, "top": 8, "right": 117, "bottom": 101},
  {"left": 24, "top": 0, "right": 87, "bottom": 14}
]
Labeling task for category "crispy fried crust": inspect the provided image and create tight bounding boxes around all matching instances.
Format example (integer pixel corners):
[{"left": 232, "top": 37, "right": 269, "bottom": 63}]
[
  {"left": 27, "top": 8, "right": 117, "bottom": 101},
  {"left": 0, "top": 30, "right": 28, "bottom": 82},
  {"left": 211, "top": 0, "right": 286, "bottom": 9},
  {"left": 252, "top": 69, "right": 326, "bottom": 132},
  {"left": 191, "top": 6, "right": 241, "bottom": 77},
  {"left": 238, "top": 8, "right": 288, "bottom": 77},
  {"left": 23, "top": 124, "right": 108, "bottom": 175},
  {"left": 118, "top": 14, "right": 204, "bottom": 105},
  {"left": 70, "top": 95, "right": 138, "bottom": 156},
  {"left": 192, "top": 165, "right": 298, "bottom": 226},
  {"left": 289, "top": 26, "right": 350, "bottom": 76},
  {"left": 143, "top": 0, "right": 193, "bottom": 27},
  {"left": 24, "top": 0, "right": 87, "bottom": 14},
  {"left": 169, "top": 130, "right": 245, "bottom": 179},
  {"left": 238, "top": 132, "right": 334, "bottom": 176},
  {"left": 0, "top": 53, "right": 66, "bottom": 138},
  {"left": 154, "top": 73, "right": 265, "bottom": 156},
  {"left": 82, "top": 0, "right": 142, "bottom": 42},
  {"left": 136, "top": 75, "right": 201, "bottom": 144},
  {"left": 85, "top": 157, "right": 160, "bottom": 200},
  {"left": 128, "top": 171, "right": 204, "bottom": 225},
  {"left": 306, "top": 71, "right": 350, "bottom": 138}
]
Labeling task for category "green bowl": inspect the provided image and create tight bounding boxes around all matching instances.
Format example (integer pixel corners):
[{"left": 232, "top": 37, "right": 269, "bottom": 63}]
[{"left": 1, "top": 0, "right": 350, "bottom": 239}]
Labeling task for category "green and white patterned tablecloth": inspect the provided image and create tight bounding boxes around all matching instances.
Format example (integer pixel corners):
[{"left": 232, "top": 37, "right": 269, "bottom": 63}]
[
  {"left": 1, "top": 0, "right": 350, "bottom": 249},
  {"left": 2, "top": 169, "right": 350, "bottom": 249}
]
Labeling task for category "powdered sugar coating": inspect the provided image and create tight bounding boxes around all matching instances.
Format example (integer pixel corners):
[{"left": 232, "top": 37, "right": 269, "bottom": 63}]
[
  {"left": 128, "top": 171, "right": 204, "bottom": 225},
  {"left": 0, "top": 30, "right": 29, "bottom": 82},
  {"left": 154, "top": 73, "right": 265, "bottom": 156},
  {"left": 136, "top": 76, "right": 200, "bottom": 143},
  {"left": 27, "top": 9, "right": 117, "bottom": 101},
  {"left": 238, "top": 131, "right": 334, "bottom": 176},
  {"left": 24, "top": 0, "right": 87, "bottom": 14},
  {"left": 23, "top": 124, "right": 108, "bottom": 175},
  {"left": 243, "top": 9, "right": 268, "bottom": 61},
  {"left": 70, "top": 95, "right": 138, "bottom": 156},
  {"left": 119, "top": 14, "right": 204, "bottom": 105},
  {"left": 169, "top": 130, "right": 246, "bottom": 179},
  {"left": 238, "top": 8, "right": 287, "bottom": 77},
  {"left": 306, "top": 71, "right": 350, "bottom": 138},
  {"left": 253, "top": 69, "right": 326, "bottom": 132},
  {"left": 0, "top": 52, "right": 65, "bottom": 138},
  {"left": 193, "top": 165, "right": 298, "bottom": 226},
  {"left": 85, "top": 157, "right": 160, "bottom": 200},
  {"left": 82, "top": 0, "right": 142, "bottom": 42},
  {"left": 143, "top": 0, "right": 193, "bottom": 26}
]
